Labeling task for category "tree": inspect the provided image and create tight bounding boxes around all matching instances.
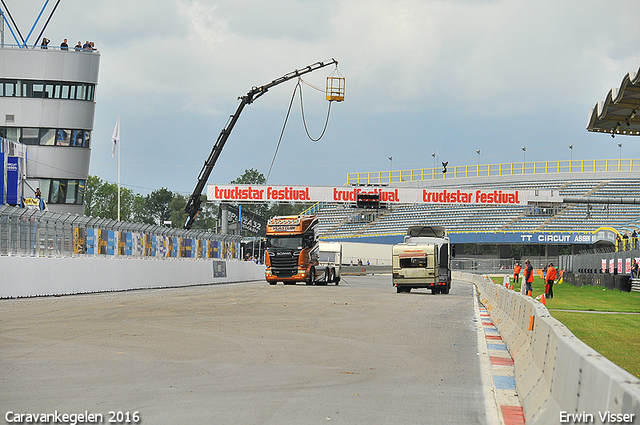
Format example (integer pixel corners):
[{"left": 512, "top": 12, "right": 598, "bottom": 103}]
[
  {"left": 168, "top": 193, "right": 187, "bottom": 229},
  {"left": 84, "top": 175, "right": 136, "bottom": 220},
  {"left": 266, "top": 202, "right": 314, "bottom": 219},
  {"left": 230, "top": 168, "right": 268, "bottom": 218},
  {"left": 146, "top": 187, "right": 174, "bottom": 225},
  {"left": 84, "top": 175, "right": 101, "bottom": 217},
  {"left": 167, "top": 193, "right": 217, "bottom": 230},
  {"left": 230, "top": 168, "right": 266, "bottom": 185}
]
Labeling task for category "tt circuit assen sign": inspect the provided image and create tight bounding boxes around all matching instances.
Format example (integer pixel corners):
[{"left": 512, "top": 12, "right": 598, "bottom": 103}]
[
  {"left": 207, "top": 184, "right": 558, "bottom": 205},
  {"left": 450, "top": 229, "right": 617, "bottom": 245}
]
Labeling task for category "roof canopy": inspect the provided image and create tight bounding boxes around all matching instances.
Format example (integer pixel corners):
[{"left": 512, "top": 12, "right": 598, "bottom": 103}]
[{"left": 587, "top": 66, "right": 640, "bottom": 136}]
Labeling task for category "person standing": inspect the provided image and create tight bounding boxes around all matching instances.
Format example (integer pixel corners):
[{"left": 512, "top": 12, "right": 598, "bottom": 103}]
[
  {"left": 513, "top": 263, "right": 521, "bottom": 286},
  {"left": 60, "top": 39, "right": 68, "bottom": 50},
  {"left": 546, "top": 262, "right": 557, "bottom": 299},
  {"left": 524, "top": 259, "right": 534, "bottom": 296}
]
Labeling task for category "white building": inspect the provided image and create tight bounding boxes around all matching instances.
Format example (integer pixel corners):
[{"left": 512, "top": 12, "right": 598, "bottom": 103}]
[{"left": 0, "top": 44, "right": 100, "bottom": 214}]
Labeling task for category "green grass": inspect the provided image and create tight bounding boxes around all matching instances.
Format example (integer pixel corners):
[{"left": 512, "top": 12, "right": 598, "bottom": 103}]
[
  {"left": 490, "top": 275, "right": 640, "bottom": 377},
  {"left": 551, "top": 311, "right": 640, "bottom": 378}
]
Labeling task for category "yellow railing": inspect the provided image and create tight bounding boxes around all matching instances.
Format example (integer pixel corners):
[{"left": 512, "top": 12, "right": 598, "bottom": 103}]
[{"left": 346, "top": 159, "right": 638, "bottom": 185}]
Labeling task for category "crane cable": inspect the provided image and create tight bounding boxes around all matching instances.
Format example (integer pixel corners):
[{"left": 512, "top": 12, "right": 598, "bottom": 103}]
[
  {"left": 265, "top": 80, "right": 299, "bottom": 183},
  {"left": 265, "top": 78, "right": 333, "bottom": 183},
  {"left": 299, "top": 79, "right": 332, "bottom": 142}
]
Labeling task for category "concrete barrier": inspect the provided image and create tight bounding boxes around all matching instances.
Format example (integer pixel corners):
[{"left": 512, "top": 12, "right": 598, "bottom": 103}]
[
  {"left": 0, "top": 256, "right": 265, "bottom": 298},
  {"left": 455, "top": 271, "right": 640, "bottom": 424}
]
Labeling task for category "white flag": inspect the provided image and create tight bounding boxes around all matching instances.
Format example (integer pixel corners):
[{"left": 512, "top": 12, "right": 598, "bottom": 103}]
[{"left": 111, "top": 115, "right": 120, "bottom": 157}]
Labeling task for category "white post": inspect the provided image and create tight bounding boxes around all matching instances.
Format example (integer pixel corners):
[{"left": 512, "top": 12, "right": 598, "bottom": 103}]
[{"left": 116, "top": 114, "right": 121, "bottom": 221}]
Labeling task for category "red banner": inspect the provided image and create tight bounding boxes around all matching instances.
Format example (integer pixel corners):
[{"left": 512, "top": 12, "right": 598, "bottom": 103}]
[{"left": 207, "top": 184, "right": 560, "bottom": 205}]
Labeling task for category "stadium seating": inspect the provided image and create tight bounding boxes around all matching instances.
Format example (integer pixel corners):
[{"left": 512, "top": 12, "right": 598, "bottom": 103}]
[{"left": 315, "top": 168, "right": 640, "bottom": 240}]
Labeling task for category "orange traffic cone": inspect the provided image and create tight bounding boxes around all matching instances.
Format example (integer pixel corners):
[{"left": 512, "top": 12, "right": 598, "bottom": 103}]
[
  {"left": 510, "top": 284, "right": 513, "bottom": 290},
  {"left": 527, "top": 290, "right": 532, "bottom": 297},
  {"left": 540, "top": 294, "right": 546, "bottom": 305}
]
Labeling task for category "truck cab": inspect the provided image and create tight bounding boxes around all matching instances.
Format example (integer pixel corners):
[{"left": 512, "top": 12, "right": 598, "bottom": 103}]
[{"left": 265, "top": 215, "right": 336, "bottom": 285}]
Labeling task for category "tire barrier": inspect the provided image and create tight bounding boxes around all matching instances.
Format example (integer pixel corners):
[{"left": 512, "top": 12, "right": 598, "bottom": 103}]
[{"left": 455, "top": 271, "right": 640, "bottom": 424}]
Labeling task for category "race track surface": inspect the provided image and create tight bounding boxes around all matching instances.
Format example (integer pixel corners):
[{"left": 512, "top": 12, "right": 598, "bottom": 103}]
[{"left": 1, "top": 275, "right": 495, "bottom": 424}]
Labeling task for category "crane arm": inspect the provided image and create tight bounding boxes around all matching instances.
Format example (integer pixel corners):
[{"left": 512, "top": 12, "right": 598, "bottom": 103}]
[{"left": 184, "top": 58, "right": 338, "bottom": 229}]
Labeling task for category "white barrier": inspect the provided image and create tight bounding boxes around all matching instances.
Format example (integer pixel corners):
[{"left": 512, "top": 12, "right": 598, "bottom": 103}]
[
  {"left": 0, "top": 256, "right": 265, "bottom": 298},
  {"left": 455, "top": 271, "right": 640, "bottom": 424}
]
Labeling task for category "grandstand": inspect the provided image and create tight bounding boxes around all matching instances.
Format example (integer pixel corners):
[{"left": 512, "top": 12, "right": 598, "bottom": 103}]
[{"left": 316, "top": 158, "right": 640, "bottom": 246}]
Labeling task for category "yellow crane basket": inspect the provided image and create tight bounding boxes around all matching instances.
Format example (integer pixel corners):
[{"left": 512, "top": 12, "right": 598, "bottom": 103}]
[{"left": 326, "top": 68, "right": 345, "bottom": 102}]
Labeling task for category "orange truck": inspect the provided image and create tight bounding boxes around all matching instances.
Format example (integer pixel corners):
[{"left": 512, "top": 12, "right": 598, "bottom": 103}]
[{"left": 265, "top": 215, "right": 337, "bottom": 285}]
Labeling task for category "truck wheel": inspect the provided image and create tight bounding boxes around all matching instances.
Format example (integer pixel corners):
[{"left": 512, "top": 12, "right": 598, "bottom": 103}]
[
  {"left": 332, "top": 268, "right": 340, "bottom": 285},
  {"left": 317, "top": 267, "right": 330, "bottom": 285},
  {"left": 442, "top": 283, "right": 451, "bottom": 294},
  {"left": 308, "top": 267, "right": 316, "bottom": 285},
  {"left": 269, "top": 281, "right": 277, "bottom": 285},
  {"left": 431, "top": 288, "right": 439, "bottom": 294}
]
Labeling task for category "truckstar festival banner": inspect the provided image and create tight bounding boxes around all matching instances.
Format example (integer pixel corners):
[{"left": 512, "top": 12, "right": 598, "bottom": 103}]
[{"left": 207, "top": 184, "right": 559, "bottom": 205}]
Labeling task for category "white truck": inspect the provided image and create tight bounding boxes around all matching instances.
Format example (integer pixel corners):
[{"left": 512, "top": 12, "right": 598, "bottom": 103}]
[
  {"left": 392, "top": 226, "right": 452, "bottom": 294},
  {"left": 318, "top": 241, "right": 342, "bottom": 285}
]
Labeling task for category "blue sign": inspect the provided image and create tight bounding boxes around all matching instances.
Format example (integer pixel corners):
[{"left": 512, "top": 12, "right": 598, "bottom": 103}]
[
  {"left": 6, "top": 156, "right": 19, "bottom": 205},
  {"left": 0, "top": 152, "right": 4, "bottom": 203},
  {"left": 449, "top": 230, "right": 615, "bottom": 245},
  {"left": 107, "top": 231, "right": 116, "bottom": 255},
  {"left": 125, "top": 232, "right": 133, "bottom": 255},
  {"left": 86, "top": 229, "right": 95, "bottom": 254}
]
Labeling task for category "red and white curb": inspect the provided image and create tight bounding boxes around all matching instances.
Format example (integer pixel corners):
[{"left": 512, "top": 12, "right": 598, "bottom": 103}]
[{"left": 474, "top": 287, "right": 525, "bottom": 425}]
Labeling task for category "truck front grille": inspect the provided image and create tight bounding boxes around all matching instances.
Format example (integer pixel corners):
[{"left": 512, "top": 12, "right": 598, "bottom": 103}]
[{"left": 269, "top": 256, "right": 298, "bottom": 277}]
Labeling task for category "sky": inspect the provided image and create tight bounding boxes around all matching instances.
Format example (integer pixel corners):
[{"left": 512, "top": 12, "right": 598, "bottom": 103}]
[{"left": 4, "top": 0, "right": 640, "bottom": 197}]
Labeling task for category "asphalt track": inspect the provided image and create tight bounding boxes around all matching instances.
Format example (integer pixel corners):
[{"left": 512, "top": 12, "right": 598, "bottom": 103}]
[{"left": 1, "top": 275, "right": 496, "bottom": 424}]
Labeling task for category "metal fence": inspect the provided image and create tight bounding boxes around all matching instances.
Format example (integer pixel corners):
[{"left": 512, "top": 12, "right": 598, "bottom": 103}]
[
  {"left": 346, "top": 158, "right": 639, "bottom": 185},
  {"left": 452, "top": 256, "right": 559, "bottom": 274},
  {"left": 0, "top": 205, "right": 241, "bottom": 259}
]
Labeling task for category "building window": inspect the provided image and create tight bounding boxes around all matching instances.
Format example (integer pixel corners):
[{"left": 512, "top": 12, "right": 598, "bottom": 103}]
[
  {"left": 66, "top": 180, "right": 78, "bottom": 204},
  {"left": 0, "top": 127, "right": 91, "bottom": 148},
  {"left": 40, "top": 129, "right": 56, "bottom": 146},
  {"left": 0, "top": 79, "right": 96, "bottom": 101},
  {"left": 40, "top": 179, "right": 87, "bottom": 204},
  {"left": 21, "top": 128, "right": 39, "bottom": 145},
  {"left": 3, "top": 80, "right": 18, "bottom": 96}
]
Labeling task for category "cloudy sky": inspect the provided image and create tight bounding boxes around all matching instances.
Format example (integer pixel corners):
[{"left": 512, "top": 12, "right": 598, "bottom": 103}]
[{"left": 5, "top": 0, "right": 640, "bottom": 196}]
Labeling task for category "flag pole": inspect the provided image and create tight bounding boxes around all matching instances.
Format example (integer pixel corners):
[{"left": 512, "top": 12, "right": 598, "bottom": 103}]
[
  {"left": 117, "top": 114, "right": 121, "bottom": 221},
  {"left": 112, "top": 115, "right": 121, "bottom": 221}
]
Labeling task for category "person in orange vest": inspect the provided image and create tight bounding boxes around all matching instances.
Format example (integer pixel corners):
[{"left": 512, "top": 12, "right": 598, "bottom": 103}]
[
  {"left": 524, "top": 259, "right": 534, "bottom": 295},
  {"left": 513, "top": 263, "right": 521, "bottom": 285},
  {"left": 545, "top": 262, "right": 557, "bottom": 299}
]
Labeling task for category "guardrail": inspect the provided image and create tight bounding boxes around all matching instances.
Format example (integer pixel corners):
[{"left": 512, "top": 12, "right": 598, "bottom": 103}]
[
  {"left": 0, "top": 205, "right": 241, "bottom": 260},
  {"left": 456, "top": 271, "right": 640, "bottom": 424},
  {"left": 0, "top": 43, "right": 99, "bottom": 52},
  {"left": 346, "top": 158, "right": 639, "bottom": 185}
]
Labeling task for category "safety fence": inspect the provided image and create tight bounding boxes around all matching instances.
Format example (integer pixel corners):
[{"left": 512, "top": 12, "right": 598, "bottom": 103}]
[
  {"left": 346, "top": 158, "right": 639, "bottom": 185},
  {"left": 0, "top": 205, "right": 241, "bottom": 260},
  {"left": 459, "top": 271, "right": 640, "bottom": 424},
  {"left": 452, "top": 257, "right": 559, "bottom": 274}
]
